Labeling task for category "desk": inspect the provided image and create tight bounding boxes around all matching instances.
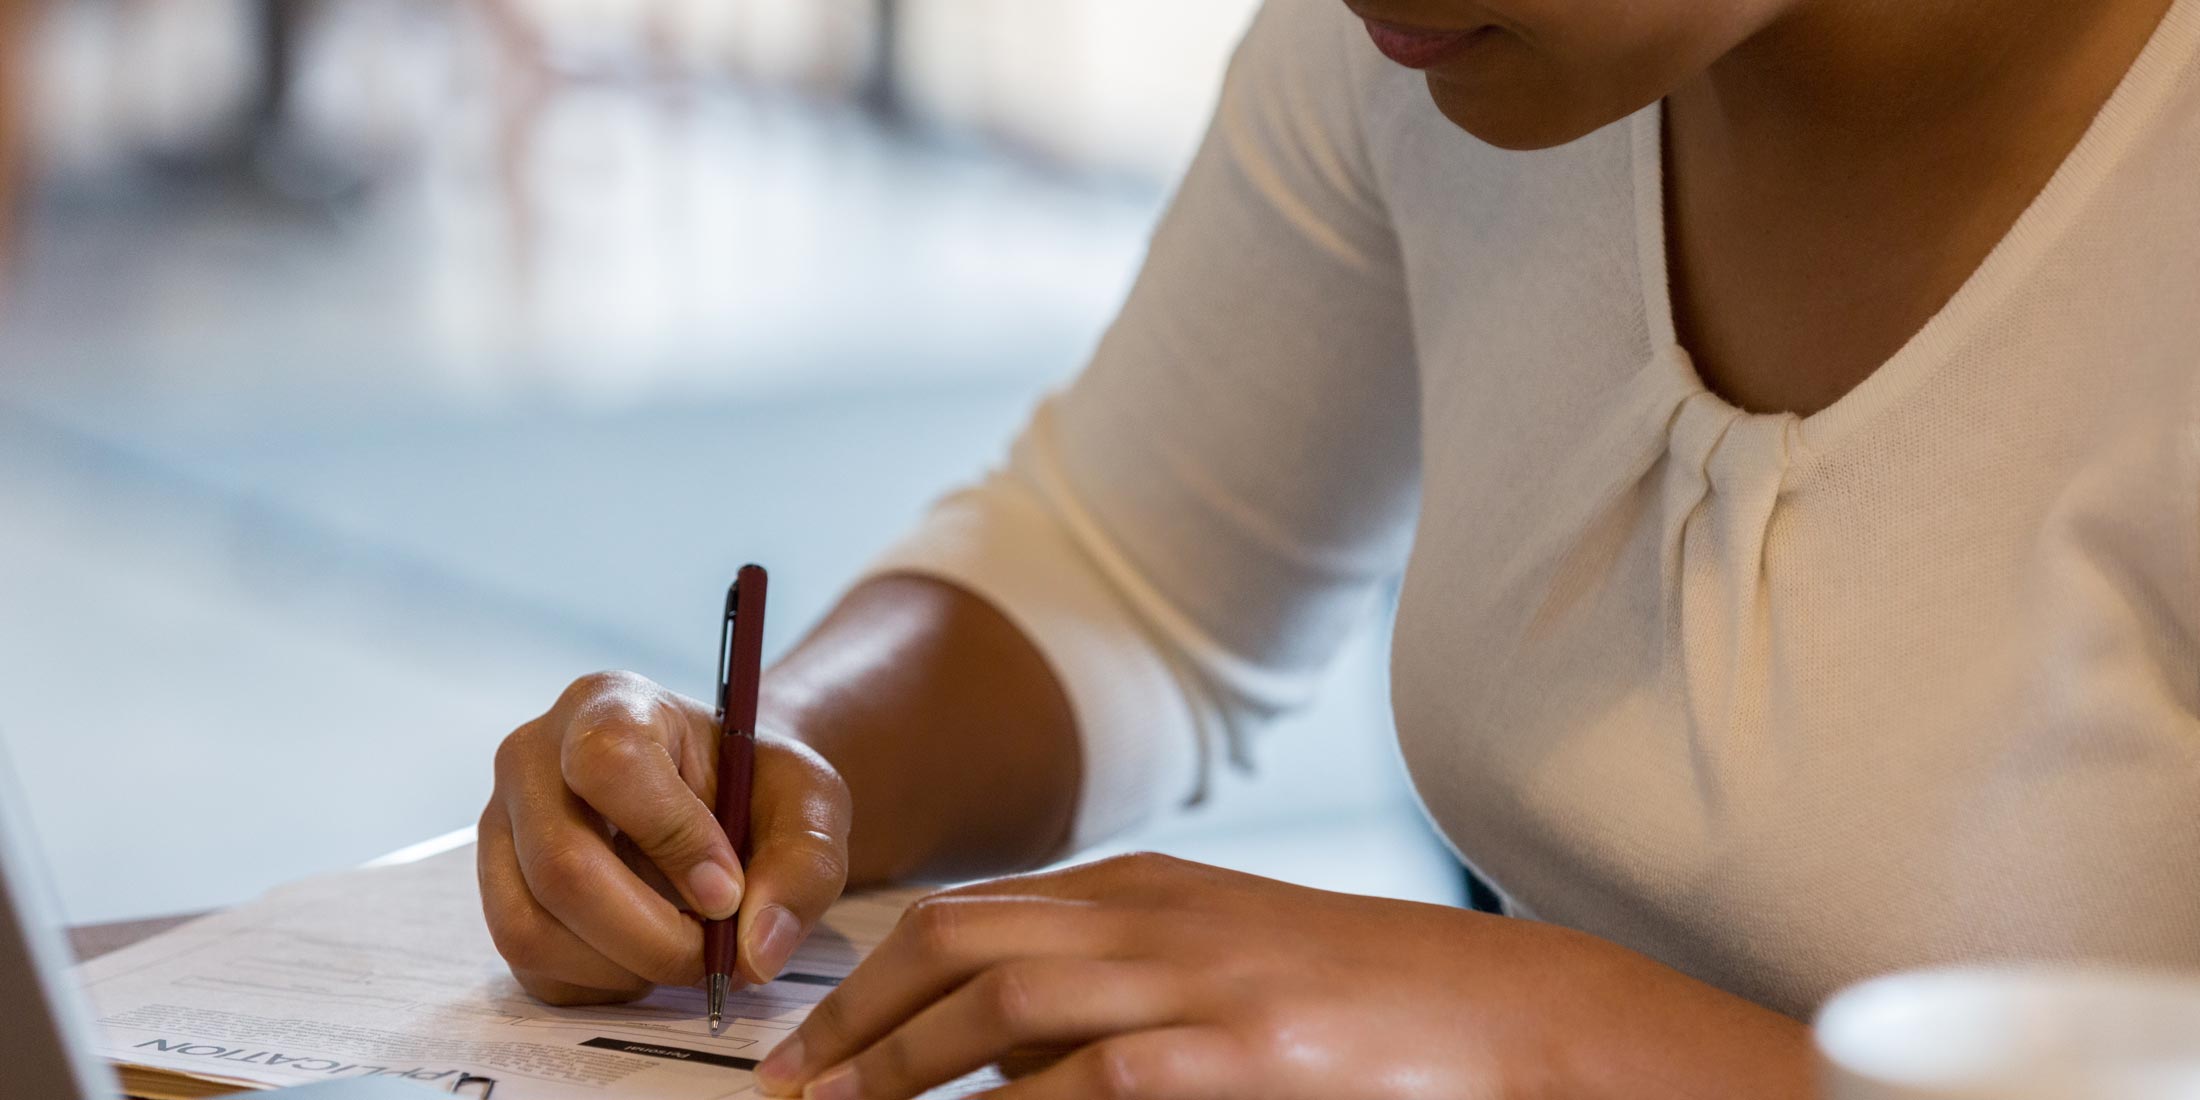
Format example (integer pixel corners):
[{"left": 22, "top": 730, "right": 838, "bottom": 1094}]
[{"left": 69, "top": 913, "right": 206, "bottom": 965}]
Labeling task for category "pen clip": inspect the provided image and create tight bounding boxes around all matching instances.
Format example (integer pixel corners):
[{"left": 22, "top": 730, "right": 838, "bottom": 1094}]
[{"left": 716, "top": 582, "right": 739, "bottom": 725}]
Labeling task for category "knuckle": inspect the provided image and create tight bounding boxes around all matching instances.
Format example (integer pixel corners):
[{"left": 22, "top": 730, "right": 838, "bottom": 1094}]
[
  {"left": 628, "top": 806, "right": 715, "bottom": 862},
  {"left": 483, "top": 908, "right": 554, "bottom": 975},
  {"left": 763, "top": 736, "right": 853, "bottom": 801},
  {"left": 524, "top": 842, "right": 597, "bottom": 911},
  {"left": 818, "top": 766, "right": 855, "bottom": 819},
  {"left": 903, "top": 896, "right": 966, "bottom": 959},
  {"left": 560, "top": 670, "right": 645, "bottom": 706},
  {"left": 565, "top": 722, "right": 658, "bottom": 779},
  {"left": 779, "top": 838, "right": 850, "bottom": 893},
  {"left": 491, "top": 726, "right": 539, "bottom": 783},
  {"left": 979, "top": 964, "right": 1041, "bottom": 1032},
  {"left": 635, "top": 940, "right": 703, "bottom": 988},
  {"left": 1114, "top": 851, "right": 1185, "bottom": 875},
  {"left": 1089, "top": 1042, "right": 1153, "bottom": 1100}
]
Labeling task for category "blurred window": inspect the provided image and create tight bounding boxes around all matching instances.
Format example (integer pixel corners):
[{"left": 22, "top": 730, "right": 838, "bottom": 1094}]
[
  {"left": 30, "top": 0, "right": 1260, "bottom": 184},
  {"left": 508, "top": 0, "right": 1264, "bottom": 177},
  {"left": 897, "top": 0, "right": 1263, "bottom": 177}
]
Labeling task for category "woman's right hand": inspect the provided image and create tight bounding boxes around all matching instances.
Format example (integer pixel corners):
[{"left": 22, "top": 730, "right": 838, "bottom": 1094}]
[{"left": 477, "top": 670, "right": 853, "bottom": 1006}]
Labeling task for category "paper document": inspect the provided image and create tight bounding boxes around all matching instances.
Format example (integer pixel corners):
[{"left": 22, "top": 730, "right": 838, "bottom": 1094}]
[{"left": 78, "top": 848, "right": 997, "bottom": 1099}]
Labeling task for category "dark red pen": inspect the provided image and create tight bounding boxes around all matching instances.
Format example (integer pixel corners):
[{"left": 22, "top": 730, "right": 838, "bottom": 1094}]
[{"left": 706, "top": 564, "right": 768, "bottom": 1035}]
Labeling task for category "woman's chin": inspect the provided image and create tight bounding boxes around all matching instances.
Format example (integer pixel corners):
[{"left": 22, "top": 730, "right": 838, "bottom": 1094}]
[{"left": 1424, "top": 76, "right": 1618, "bottom": 152}]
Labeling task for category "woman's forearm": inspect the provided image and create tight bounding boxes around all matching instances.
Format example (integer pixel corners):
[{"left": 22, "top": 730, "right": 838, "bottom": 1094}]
[{"left": 759, "top": 573, "right": 1082, "bottom": 886}]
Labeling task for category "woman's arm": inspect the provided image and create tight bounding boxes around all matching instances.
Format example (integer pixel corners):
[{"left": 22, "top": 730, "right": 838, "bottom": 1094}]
[{"left": 762, "top": 573, "right": 1081, "bottom": 887}]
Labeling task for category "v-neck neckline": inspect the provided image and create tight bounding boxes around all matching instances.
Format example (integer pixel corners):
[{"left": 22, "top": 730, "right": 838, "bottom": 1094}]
[{"left": 1627, "top": 0, "right": 2200, "bottom": 457}]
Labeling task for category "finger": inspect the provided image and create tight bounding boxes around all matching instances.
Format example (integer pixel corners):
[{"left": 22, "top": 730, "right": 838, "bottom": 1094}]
[
  {"left": 736, "top": 737, "right": 852, "bottom": 984},
  {"left": 498, "top": 726, "right": 707, "bottom": 987},
  {"left": 929, "top": 852, "right": 1207, "bottom": 906},
  {"left": 757, "top": 895, "right": 1119, "bottom": 1093},
  {"left": 559, "top": 687, "right": 744, "bottom": 921},
  {"left": 924, "top": 868, "right": 1097, "bottom": 903},
  {"left": 978, "top": 1028, "right": 1244, "bottom": 1100},
  {"left": 477, "top": 802, "right": 653, "bottom": 1000},
  {"left": 797, "top": 959, "right": 1184, "bottom": 1100}
]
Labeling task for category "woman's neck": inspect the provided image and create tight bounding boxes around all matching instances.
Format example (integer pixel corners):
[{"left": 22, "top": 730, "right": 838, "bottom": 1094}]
[
  {"left": 1677, "top": 0, "right": 2175, "bottom": 192},
  {"left": 1655, "top": 0, "right": 2175, "bottom": 416}
]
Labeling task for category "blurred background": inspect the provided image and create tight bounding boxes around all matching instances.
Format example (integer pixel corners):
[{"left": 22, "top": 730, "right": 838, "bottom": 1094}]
[{"left": 0, "top": 0, "right": 1461, "bottom": 926}]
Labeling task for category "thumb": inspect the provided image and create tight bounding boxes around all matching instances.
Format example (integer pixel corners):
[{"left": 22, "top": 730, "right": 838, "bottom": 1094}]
[
  {"left": 562, "top": 715, "right": 747, "bottom": 922},
  {"left": 736, "top": 736, "right": 853, "bottom": 983}
]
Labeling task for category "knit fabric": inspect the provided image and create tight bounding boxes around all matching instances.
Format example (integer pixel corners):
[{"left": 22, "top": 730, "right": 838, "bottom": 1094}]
[{"left": 864, "top": 0, "right": 2200, "bottom": 1016}]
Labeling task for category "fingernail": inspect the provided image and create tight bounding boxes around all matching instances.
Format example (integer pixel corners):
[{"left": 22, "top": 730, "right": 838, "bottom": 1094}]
[
  {"left": 755, "top": 1034, "right": 804, "bottom": 1093},
  {"left": 747, "top": 904, "right": 801, "bottom": 981},
  {"left": 688, "top": 862, "right": 740, "bottom": 920},
  {"left": 803, "top": 1063, "right": 859, "bottom": 1100}
]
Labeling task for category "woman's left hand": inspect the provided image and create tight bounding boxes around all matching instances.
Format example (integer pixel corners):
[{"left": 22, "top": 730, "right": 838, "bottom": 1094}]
[{"left": 752, "top": 853, "right": 1812, "bottom": 1100}]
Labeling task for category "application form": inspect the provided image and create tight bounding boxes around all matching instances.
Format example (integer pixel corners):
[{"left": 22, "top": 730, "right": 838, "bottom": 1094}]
[{"left": 77, "top": 849, "right": 996, "bottom": 1099}]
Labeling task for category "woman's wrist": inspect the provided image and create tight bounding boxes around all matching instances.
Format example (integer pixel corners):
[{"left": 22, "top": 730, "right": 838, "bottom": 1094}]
[{"left": 1528, "top": 933, "right": 1818, "bottom": 1100}]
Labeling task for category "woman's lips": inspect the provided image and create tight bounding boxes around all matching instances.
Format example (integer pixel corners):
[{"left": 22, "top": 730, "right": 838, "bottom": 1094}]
[{"left": 1360, "top": 18, "right": 1488, "bottom": 69}]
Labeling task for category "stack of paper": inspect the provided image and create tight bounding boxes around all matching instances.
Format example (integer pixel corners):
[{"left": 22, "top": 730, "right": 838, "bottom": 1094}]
[{"left": 77, "top": 849, "right": 997, "bottom": 1099}]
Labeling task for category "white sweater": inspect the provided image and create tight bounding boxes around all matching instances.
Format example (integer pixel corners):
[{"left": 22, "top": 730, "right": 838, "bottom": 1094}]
[{"left": 867, "top": 0, "right": 2200, "bottom": 1016}]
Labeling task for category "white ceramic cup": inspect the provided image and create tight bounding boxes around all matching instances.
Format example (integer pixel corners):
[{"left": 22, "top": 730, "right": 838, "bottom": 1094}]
[{"left": 1816, "top": 967, "right": 2200, "bottom": 1099}]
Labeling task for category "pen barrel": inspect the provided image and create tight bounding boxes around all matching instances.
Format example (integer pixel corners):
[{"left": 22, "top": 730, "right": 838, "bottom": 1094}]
[
  {"left": 703, "top": 913, "right": 739, "bottom": 980},
  {"left": 706, "top": 724, "right": 756, "bottom": 980},
  {"left": 706, "top": 564, "right": 767, "bottom": 986},
  {"left": 715, "top": 726, "right": 757, "bottom": 865}
]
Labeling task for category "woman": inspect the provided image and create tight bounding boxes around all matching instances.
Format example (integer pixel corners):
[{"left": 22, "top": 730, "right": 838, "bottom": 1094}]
[{"left": 478, "top": 0, "right": 2200, "bottom": 1094}]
